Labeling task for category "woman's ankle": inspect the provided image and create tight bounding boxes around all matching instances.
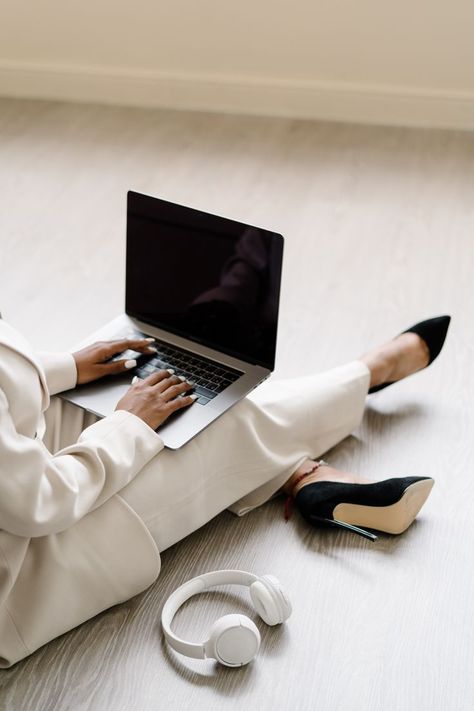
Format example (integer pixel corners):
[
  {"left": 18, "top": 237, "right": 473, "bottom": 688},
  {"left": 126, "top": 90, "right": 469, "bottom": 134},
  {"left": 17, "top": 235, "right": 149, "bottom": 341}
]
[
  {"left": 360, "top": 332, "right": 430, "bottom": 389},
  {"left": 281, "top": 458, "right": 320, "bottom": 495},
  {"left": 360, "top": 352, "right": 392, "bottom": 389},
  {"left": 282, "top": 461, "right": 373, "bottom": 498},
  {"left": 282, "top": 460, "right": 334, "bottom": 498}
]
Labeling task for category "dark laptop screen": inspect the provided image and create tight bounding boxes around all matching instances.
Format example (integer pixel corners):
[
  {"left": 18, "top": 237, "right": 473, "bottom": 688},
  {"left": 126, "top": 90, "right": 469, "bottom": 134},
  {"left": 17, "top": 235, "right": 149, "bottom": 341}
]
[{"left": 125, "top": 192, "right": 284, "bottom": 370}]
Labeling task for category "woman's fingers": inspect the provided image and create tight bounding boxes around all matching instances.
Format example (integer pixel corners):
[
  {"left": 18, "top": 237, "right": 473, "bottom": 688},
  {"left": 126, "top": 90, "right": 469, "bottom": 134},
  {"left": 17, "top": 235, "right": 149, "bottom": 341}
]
[
  {"left": 160, "top": 380, "right": 193, "bottom": 402},
  {"left": 96, "top": 340, "right": 160, "bottom": 377},
  {"left": 99, "top": 358, "right": 139, "bottom": 376},
  {"left": 99, "top": 338, "right": 157, "bottom": 360},
  {"left": 115, "top": 369, "right": 196, "bottom": 429},
  {"left": 144, "top": 372, "right": 194, "bottom": 399},
  {"left": 139, "top": 371, "right": 195, "bottom": 403},
  {"left": 145, "top": 369, "right": 176, "bottom": 387},
  {"left": 166, "top": 393, "right": 198, "bottom": 412},
  {"left": 129, "top": 370, "right": 185, "bottom": 388}
]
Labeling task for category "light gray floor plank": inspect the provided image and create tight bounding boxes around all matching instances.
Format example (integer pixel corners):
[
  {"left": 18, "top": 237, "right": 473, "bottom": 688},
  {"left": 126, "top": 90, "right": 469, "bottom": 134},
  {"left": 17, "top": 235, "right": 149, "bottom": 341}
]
[{"left": 0, "top": 98, "right": 473, "bottom": 711}]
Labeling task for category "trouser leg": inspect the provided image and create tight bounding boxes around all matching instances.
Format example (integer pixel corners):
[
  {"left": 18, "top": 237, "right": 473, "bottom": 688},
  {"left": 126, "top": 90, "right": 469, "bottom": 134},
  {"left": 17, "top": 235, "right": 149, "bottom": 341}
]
[{"left": 119, "top": 360, "right": 370, "bottom": 551}]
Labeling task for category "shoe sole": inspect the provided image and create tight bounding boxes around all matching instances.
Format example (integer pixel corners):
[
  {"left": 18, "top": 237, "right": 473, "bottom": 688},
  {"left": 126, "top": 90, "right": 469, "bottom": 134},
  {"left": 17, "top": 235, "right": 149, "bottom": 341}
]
[{"left": 332, "top": 479, "right": 435, "bottom": 535}]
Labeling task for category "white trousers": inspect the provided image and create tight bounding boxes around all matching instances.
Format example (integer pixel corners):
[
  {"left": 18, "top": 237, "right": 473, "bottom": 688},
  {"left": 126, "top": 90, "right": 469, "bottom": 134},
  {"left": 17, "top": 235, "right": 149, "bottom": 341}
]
[{"left": 43, "top": 361, "right": 370, "bottom": 552}]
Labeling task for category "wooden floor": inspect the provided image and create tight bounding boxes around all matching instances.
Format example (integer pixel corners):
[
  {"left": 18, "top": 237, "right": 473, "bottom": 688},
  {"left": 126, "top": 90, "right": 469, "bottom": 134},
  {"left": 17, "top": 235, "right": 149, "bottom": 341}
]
[{"left": 0, "top": 98, "right": 473, "bottom": 711}]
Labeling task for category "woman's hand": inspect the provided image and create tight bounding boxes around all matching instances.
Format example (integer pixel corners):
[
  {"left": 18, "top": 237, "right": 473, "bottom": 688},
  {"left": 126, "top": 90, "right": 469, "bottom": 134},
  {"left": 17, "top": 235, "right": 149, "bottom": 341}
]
[
  {"left": 72, "top": 338, "right": 157, "bottom": 385},
  {"left": 115, "top": 370, "right": 197, "bottom": 430}
]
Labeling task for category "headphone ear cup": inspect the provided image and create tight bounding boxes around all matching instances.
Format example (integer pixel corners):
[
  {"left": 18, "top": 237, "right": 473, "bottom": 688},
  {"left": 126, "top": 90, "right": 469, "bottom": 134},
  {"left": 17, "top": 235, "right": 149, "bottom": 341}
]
[
  {"left": 205, "top": 614, "right": 261, "bottom": 667},
  {"left": 250, "top": 575, "right": 292, "bottom": 626}
]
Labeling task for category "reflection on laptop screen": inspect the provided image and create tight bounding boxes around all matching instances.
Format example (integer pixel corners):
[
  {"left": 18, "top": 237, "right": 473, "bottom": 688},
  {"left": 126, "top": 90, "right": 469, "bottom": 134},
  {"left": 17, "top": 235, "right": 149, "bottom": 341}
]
[{"left": 125, "top": 192, "right": 284, "bottom": 370}]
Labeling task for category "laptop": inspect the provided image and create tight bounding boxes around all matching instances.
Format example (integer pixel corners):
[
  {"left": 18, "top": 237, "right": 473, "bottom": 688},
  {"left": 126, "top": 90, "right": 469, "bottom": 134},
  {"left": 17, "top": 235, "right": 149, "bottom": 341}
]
[{"left": 61, "top": 191, "right": 284, "bottom": 449}]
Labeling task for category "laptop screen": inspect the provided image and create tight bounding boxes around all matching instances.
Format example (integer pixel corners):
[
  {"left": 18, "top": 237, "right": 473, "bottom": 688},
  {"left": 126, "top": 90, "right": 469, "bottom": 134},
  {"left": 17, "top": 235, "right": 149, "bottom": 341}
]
[{"left": 125, "top": 192, "right": 284, "bottom": 370}]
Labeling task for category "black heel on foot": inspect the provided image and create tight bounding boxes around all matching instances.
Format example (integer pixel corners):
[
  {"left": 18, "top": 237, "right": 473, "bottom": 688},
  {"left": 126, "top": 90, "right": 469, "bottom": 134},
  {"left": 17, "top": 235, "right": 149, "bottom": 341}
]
[
  {"left": 295, "top": 476, "right": 435, "bottom": 541},
  {"left": 368, "top": 315, "right": 451, "bottom": 394}
]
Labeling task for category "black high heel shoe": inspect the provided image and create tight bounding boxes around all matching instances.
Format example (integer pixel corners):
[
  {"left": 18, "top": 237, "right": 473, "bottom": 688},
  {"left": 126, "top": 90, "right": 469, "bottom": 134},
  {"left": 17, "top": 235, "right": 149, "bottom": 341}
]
[
  {"left": 295, "top": 476, "right": 435, "bottom": 542},
  {"left": 368, "top": 315, "right": 451, "bottom": 394}
]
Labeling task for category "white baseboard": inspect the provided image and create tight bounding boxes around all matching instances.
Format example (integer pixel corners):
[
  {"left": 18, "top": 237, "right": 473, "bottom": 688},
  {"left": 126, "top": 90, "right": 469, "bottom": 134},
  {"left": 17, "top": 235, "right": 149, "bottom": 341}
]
[{"left": 1, "top": 59, "right": 473, "bottom": 131}]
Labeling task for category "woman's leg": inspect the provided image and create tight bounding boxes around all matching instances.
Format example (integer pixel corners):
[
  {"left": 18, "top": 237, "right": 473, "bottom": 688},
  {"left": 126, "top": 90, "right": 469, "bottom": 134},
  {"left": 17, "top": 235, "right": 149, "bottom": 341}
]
[
  {"left": 281, "top": 330, "right": 433, "bottom": 496},
  {"left": 119, "top": 325, "right": 433, "bottom": 548},
  {"left": 43, "top": 326, "right": 431, "bottom": 551},
  {"left": 119, "top": 360, "right": 370, "bottom": 551},
  {"left": 42, "top": 362, "right": 369, "bottom": 552}
]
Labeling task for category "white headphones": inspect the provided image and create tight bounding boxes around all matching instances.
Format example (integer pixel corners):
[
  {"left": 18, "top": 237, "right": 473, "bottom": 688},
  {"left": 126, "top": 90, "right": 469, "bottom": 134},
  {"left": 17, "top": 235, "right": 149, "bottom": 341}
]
[{"left": 161, "top": 570, "right": 292, "bottom": 667}]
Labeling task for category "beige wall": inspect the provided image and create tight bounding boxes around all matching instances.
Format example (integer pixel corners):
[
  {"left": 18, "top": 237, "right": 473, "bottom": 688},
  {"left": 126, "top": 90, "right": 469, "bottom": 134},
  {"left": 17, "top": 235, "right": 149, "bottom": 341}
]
[{"left": 1, "top": 1, "right": 474, "bottom": 128}]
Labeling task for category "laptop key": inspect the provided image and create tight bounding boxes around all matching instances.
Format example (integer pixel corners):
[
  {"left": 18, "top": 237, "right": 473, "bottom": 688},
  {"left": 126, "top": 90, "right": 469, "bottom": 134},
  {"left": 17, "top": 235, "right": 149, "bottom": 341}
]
[
  {"left": 194, "top": 385, "right": 217, "bottom": 399},
  {"left": 137, "top": 339, "right": 242, "bottom": 393},
  {"left": 197, "top": 396, "right": 211, "bottom": 405}
]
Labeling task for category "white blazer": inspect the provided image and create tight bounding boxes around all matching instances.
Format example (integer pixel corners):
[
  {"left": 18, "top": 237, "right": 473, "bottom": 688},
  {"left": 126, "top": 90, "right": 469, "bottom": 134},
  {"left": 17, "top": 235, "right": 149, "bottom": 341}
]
[{"left": 0, "top": 320, "right": 164, "bottom": 667}]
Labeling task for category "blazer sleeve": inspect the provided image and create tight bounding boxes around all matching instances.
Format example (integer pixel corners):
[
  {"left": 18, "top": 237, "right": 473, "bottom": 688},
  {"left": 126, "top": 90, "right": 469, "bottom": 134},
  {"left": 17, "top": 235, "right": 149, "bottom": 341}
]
[
  {"left": 0, "top": 390, "right": 165, "bottom": 538},
  {"left": 37, "top": 352, "right": 78, "bottom": 395}
]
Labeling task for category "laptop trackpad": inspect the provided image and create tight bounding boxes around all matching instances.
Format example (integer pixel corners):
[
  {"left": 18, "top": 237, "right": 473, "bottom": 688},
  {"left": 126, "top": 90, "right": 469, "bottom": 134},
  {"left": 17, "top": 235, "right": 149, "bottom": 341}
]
[{"left": 60, "top": 375, "right": 132, "bottom": 419}]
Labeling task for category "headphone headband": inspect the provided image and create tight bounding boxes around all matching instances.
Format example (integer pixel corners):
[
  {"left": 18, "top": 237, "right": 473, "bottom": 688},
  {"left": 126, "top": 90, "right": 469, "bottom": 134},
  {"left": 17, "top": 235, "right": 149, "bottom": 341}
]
[{"left": 161, "top": 570, "right": 260, "bottom": 660}]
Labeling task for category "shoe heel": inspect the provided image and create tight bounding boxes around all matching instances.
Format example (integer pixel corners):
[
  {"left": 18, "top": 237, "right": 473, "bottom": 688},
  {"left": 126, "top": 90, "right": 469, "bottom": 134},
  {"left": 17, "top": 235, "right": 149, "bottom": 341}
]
[{"left": 310, "top": 514, "right": 378, "bottom": 542}]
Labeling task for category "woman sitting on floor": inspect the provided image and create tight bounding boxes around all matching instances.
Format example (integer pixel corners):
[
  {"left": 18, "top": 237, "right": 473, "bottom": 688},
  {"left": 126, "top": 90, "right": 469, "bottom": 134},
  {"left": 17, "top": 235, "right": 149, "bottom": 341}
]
[{"left": 0, "top": 314, "right": 450, "bottom": 666}]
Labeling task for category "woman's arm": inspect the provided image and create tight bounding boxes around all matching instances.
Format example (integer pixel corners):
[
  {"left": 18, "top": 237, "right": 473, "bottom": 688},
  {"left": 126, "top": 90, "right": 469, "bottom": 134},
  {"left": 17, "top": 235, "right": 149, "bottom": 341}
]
[
  {"left": 0, "top": 387, "right": 165, "bottom": 538},
  {"left": 0, "top": 335, "right": 195, "bottom": 538},
  {"left": 37, "top": 337, "right": 159, "bottom": 396}
]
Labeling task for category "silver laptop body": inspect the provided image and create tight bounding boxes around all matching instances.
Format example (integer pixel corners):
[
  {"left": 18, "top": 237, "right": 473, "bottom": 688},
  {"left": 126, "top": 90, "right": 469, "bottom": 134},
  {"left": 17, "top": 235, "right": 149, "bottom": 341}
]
[{"left": 61, "top": 191, "right": 284, "bottom": 449}]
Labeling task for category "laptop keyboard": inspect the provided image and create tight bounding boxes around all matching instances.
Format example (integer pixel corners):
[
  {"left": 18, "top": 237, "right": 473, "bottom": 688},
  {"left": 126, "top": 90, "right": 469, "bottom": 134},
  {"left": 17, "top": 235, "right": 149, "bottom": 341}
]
[{"left": 118, "top": 334, "right": 242, "bottom": 406}]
